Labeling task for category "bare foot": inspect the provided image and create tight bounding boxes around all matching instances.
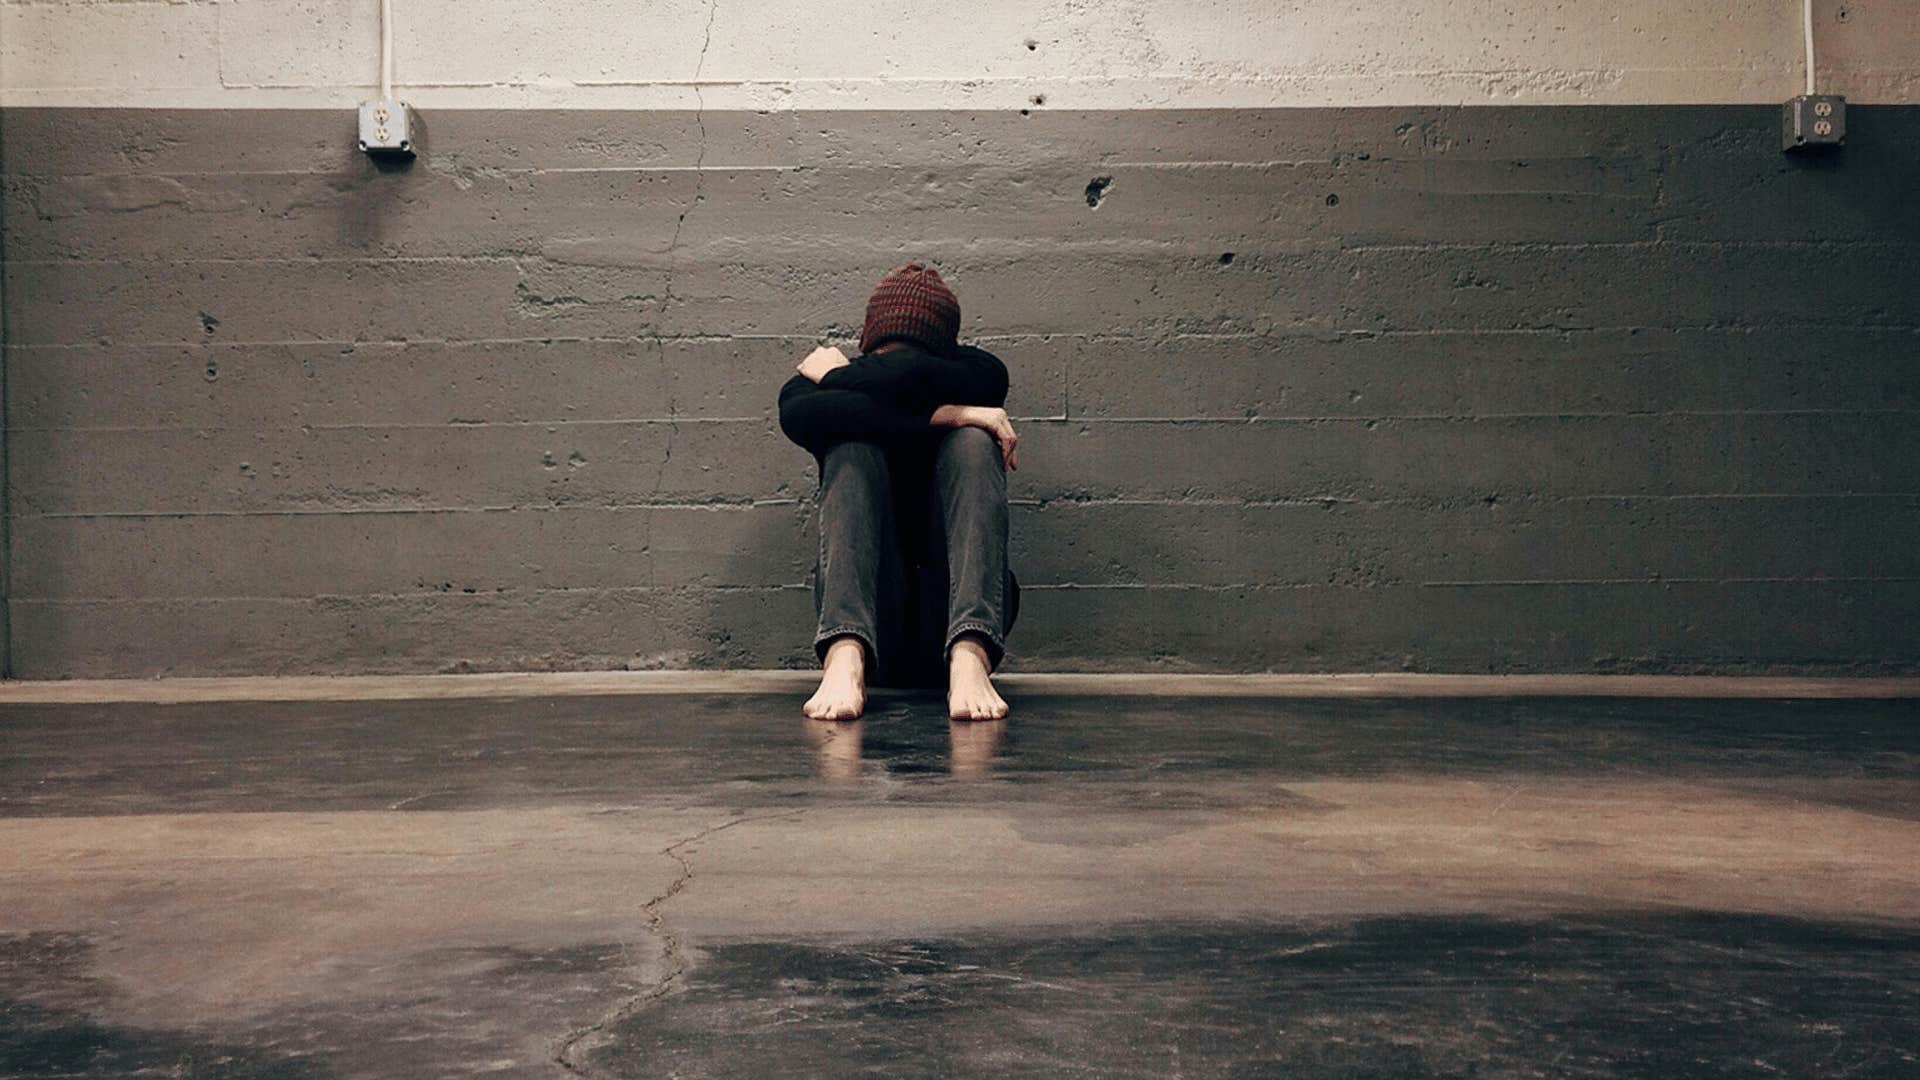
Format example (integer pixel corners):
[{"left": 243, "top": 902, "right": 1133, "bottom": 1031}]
[
  {"left": 947, "top": 636, "right": 1009, "bottom": 721},
  {"left": 803, "top": 636, "right": 867, "bottom": 720}
]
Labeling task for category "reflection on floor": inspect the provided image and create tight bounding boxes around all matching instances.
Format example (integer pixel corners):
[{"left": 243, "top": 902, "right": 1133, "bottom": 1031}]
[{"left": 3, "top": 691, "right": 1916, "bottom": 1077}]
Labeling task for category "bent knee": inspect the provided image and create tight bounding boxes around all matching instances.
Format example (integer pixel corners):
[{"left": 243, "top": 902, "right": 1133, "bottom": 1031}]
[
  {"left": 822, "top": 440, "right": 890, "bottom": 481},
  {"left": 941, "top": 426, "right": 1002, "bottom": 468}
]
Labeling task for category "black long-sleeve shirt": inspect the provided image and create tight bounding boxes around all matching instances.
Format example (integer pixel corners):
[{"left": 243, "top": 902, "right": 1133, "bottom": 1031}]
[{"left": 777, "top": 343, "right": 1010, "bottom": 459}]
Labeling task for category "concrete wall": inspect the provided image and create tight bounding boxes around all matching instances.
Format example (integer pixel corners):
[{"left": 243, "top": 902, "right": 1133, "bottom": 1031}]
[
  {"left": 2, "top": 2, "right": 1917, "bottom": 677},
  {"left": 4, "top": 0, "right": 1917, "bottom": 108},
  {"left": 5, "top": 106, "right": 1917, "bottom": 677}
]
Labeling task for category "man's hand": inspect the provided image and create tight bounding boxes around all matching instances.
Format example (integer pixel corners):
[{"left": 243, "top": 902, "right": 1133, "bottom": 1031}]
[
  {"left": 931, "top": 404, "right": 1019, "bottom": 471},
  {"left": 796, "top": 345, "right": 851, "bottom": 383}
]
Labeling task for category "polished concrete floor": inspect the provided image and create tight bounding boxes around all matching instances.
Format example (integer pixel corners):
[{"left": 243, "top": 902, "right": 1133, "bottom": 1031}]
[{"left": 2, "top": 687, "right": 1917, "bottom": 1078}]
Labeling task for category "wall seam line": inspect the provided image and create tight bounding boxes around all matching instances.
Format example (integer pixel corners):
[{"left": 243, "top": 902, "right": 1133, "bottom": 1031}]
[{"left": 1, "top": 104, "right": 13, "bottom": 679}]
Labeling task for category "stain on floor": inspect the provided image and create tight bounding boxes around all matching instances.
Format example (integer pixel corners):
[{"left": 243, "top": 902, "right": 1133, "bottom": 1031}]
[{"left": 595, "top": 915, "right": 1920, "bottom": 1079}]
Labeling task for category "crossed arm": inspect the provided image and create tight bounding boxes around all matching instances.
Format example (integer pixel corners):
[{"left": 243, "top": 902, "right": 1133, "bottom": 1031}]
[{"left": 777, "top": 344, "right": 1020, "bottom": 468}]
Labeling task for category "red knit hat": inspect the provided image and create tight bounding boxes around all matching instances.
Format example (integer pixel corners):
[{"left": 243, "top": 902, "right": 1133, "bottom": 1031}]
[{"left": 859, "top": 262, "right": 961, "bottom": 358}]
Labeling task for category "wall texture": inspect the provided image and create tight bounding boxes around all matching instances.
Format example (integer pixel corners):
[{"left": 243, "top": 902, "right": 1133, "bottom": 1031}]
[
  {"left": 4, "top": 105, "right": 1917, "bottom": 677},
  {"left": 2, "top": 2, "right": 1917, "bottom": 677},
  {"left": 3, "top": 0, "right": 1918, "bottom": 107}
]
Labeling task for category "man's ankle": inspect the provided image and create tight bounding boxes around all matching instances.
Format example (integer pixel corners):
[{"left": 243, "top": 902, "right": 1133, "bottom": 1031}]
[
  {"left": 948, "top": 634, "right": 994, "bottom": 672},
  {"left": 823, "top": 635, "right": 867, "bottom": 673}
]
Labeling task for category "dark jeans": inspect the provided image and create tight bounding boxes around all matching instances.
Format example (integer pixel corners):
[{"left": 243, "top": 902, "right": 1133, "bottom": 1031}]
[{"left": 813, "top": 427, "right": 1020, "bottom": 689}]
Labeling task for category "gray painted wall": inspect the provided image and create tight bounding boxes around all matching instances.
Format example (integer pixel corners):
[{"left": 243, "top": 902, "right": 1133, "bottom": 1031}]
[{"left": 2, "top": 106, "right": 1916, "bottom": 677}]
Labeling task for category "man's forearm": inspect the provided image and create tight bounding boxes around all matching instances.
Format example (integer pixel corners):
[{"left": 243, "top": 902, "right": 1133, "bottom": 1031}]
[
  {"left": 929, "top": 404, "right": 975, "bottom": 428},
  {"left": 929, "top": 404, "right": 1019, "bottom": 470},
  {"left": 932, "top": 404, "right": 1018, "bottom": 431}
]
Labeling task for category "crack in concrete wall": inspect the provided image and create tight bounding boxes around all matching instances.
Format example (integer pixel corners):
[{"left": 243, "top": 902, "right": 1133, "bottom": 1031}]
[{"left": 643, "top": 0, "right": 721, "bottom": 509}]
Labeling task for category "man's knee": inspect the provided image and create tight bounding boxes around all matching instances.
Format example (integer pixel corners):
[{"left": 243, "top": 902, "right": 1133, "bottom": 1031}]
[
  {"left": 940, "top": 426, "right": 1002, "bottom": 472},
  {"left": 821, "top": 440, "right": 890, "bottom": 487}
]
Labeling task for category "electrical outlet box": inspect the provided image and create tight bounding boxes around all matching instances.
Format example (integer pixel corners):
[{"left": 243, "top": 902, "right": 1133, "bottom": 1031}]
[
  {"left": 1782, "top": 94, "right": 1845, "bottom": 153},
  {"left": 358, "top": 99, "right": 417, "bottom": 159}
]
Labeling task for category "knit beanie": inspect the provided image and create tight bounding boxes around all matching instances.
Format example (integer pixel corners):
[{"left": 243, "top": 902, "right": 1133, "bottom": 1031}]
[{"left": 859, "top": 262, "right": 961, "bottom": 358}]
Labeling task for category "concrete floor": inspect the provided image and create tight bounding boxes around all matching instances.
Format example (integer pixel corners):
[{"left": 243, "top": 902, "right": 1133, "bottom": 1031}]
[{"left": 2, "top": 684, "right": 1916, "bottom": 1078}]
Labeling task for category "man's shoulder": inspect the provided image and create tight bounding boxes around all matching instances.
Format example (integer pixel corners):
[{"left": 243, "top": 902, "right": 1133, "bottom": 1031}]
[
  {"left": 951, "top": 343, "right": 1004, "bottom": 367},
  {"left": 853, "top": 342, "right": 1001, "bottom": 369}
]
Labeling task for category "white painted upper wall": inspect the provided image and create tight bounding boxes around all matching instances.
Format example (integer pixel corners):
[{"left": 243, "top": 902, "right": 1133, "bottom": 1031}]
[{"left": 3, "top": 0, "right": 1915, "bottom": 108}]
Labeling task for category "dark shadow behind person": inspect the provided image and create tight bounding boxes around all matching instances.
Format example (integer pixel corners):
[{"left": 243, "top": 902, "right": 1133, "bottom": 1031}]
[{"left": 777, "top": 262, "right": 1021, "bottom": 721}]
